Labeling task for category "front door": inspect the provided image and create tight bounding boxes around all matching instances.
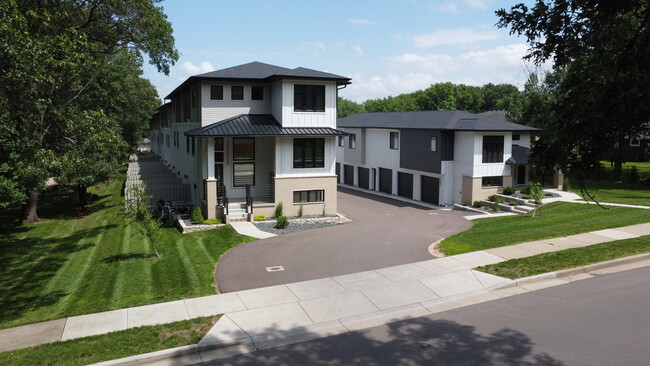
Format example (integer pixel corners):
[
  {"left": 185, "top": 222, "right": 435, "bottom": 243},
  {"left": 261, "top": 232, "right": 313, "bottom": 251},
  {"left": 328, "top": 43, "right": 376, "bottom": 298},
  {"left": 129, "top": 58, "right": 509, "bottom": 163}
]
[{"left": 516, "top": 166, "right": 526, "bottom": 185}]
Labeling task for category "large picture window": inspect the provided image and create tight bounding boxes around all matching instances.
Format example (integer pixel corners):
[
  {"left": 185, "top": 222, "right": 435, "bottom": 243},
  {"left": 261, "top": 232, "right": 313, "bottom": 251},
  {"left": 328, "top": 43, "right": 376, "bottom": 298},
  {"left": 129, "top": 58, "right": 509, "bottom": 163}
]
[
  {"left": 233, "top": 163, "right": 255, "bottom": 187},
  {"left": 294, "top": 84, "right": 325, "bottom": 112},
  {"left": 482, "top": 135, "right": 504, "bottom": 163},
  {"left": 233, "top": 138, "right": 255, "bottom": 161},
  {"left": 482, "top": 176, "right": 503, "bottom": 187},
  {"left": 293, "top": 138, "right": 325, "bottom": 168}
]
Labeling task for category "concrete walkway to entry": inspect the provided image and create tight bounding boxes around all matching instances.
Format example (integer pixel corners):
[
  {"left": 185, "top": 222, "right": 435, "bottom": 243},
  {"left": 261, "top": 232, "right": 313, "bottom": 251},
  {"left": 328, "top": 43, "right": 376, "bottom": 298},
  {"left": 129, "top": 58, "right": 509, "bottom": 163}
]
[{"left": 2, "top": 222, "right": 650, "bottom": 356}]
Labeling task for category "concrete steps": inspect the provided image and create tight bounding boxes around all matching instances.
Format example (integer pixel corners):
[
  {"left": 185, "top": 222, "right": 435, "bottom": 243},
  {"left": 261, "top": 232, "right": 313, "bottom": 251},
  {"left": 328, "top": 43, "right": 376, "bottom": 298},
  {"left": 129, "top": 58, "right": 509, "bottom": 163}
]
[{"left": 227, "top": 203, "right": 249, "bottom": 222}]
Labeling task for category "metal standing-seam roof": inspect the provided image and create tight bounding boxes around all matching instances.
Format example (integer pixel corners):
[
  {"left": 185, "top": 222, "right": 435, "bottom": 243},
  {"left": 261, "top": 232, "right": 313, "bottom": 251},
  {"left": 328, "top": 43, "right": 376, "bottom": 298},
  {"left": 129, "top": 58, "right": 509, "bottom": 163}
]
[
  {"left": 506, "top": 145, "right": 532, "bottom": 165},
  {"left": 337, "top": 110, "right": 539, "bottom": 132},
  {"left": 184, "top": 114, "right": 347, "bottom": 137}
]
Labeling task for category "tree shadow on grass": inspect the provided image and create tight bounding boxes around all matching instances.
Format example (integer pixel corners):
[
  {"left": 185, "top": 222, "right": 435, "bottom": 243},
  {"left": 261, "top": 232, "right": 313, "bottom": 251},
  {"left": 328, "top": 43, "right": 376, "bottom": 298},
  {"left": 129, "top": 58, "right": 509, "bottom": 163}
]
[
  {"left": 102, "top": 252, "right": 155, "bottom": 263},
  {"left": 206, "top": 317, "right": 563, "bottom": 366},
  {"left": 0, "top": 224, "right": 116, "bottom": 326}
]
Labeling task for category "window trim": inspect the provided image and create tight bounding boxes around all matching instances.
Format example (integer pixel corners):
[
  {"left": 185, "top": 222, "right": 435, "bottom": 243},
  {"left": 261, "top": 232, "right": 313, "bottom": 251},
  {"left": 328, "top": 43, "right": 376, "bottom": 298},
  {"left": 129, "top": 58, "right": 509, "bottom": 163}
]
[
  {"left": 482, "top": 135, "right": 504, "bottom": 163},
  {"left": 294, "top": 84, "right": 326, "bottom": 112},
  {"left": 482, "top": 176, "right": 503, "bottom": 187},
  {"left": 210, "top": 85, "right": 224, "bottom": 100},
  {"left": 430, "top": 136, "right": 437, "bottom": 152},
  {"left": 630, "top": 137, "right": 641, "bottom": 147},
  {"left": 389, "top": 132, "right": 399, "bottom": 150},
  {"left": 293, "top": 189, "right": 325, "bottom": 204},
  {"left": 338, "top": 135, "right": 345, "bottom": 147},
  {"left": 349, "top": 134, "right": 356, "bottom": 149}
]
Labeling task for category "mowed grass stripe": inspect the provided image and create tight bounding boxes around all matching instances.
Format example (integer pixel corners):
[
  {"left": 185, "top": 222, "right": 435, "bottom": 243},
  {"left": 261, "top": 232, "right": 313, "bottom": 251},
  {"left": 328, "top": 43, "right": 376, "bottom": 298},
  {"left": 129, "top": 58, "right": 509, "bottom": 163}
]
[
  {"left": 175, "top": 237, "right": 201, "bottom": 290},
  {"left": 110, "top": 223, "right": 131, "bottom": 302}
]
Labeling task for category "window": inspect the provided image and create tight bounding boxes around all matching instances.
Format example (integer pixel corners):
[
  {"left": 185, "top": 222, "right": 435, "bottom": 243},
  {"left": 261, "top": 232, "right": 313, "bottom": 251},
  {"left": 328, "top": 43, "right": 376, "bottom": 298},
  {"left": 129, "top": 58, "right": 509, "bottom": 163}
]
[
  {"left": 349, "top": 134, "right": 356, "bottom": 149},
  {"left": 214, "top": 138, "right": 224, "bottom": 182},
  {"left": 191, "top": 137, "right": 196, "bottom": 156},
  {"left": 338, "top": 135, "right": 345, "bottom": 147},
  {"left": 482, "top": 135, "right": 504, "bottom": 163},
  {"left": 251, "top": 86, "right": 264, "bottom": 100},
  {"left": 210, "top": 85, "right": 223, "bottom": 100},
  {"left": 630, "top": 137, "right": 641, "bottom": 147},
  {"left": 233, "top": 138, "right": 255, "bottom": 161},
  {"left": 512, "top": 134, "right": 520, "bottom": 141},
  {"left": 482, "top": 176, "right": 503, "bottom": 187},
  {"left": 294, "top": 84, "right": 325, "bottom": 112},
  {"left": 165, "top": 134, "right": 170, "bottom": 148},
  {"left": 431, "top": 136, "right": 437, "bottom": 152},
  {"left": 231, "top": 85, "right": 244, "bottom": 100},
  {"left": 186, "top": 136, "right": 190, "bottom": 153},
  {"left": 233, "top": 163, "right": 255, "bottom": 186},
  {"left": 293, "top": 190, "right": 325, "bottom": 203},
  {"left": 390, "top": 132, "right": 399, "bottom": 150},
  {"left": 293, "top": 138, "right": 325, "bottom": 168}
]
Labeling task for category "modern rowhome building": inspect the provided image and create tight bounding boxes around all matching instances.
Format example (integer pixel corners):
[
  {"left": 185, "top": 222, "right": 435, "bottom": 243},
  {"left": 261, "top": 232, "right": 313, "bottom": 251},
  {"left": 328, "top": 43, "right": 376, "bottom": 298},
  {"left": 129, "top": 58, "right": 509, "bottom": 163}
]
[
  {"left": 336, "top": 110, "right": 538, "bottom": 206},
  {"left": 150, "top": 62, "right": 350, "bottom": 221}
]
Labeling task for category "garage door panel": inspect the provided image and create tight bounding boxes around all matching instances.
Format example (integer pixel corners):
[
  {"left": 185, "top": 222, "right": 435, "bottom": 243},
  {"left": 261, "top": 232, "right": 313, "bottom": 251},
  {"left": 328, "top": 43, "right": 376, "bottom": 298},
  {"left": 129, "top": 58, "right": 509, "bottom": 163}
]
[
  {"left": 358, "top": 167, "right": 370, "bottom": 189},
  {"left": 344, "top": 164, "right": 354, "bottom": 185},
  {"left": 421, "top": 176, "right": 439, "bottom": 205},
  {"left": 398, "top": 172, "right": 413, "bottom": 199},
  {"left": 379, "top": 168, "right": 392, "bottom": 194}
]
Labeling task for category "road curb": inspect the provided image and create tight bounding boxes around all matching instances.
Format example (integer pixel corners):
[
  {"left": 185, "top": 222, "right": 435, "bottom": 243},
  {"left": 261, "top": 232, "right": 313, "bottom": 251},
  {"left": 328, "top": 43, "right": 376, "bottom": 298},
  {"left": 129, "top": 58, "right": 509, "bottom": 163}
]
[
  {"left": 555, "top": 252, "right": 650, "bottom": 278},
  {"left": 88, "top": 344, "right": 199, "bottom": 366}
]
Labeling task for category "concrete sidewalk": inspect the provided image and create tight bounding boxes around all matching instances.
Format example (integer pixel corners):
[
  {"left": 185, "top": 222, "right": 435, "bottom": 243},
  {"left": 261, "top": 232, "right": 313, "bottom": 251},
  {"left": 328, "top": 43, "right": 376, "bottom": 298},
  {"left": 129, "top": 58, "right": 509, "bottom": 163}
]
[{"left": 2, "top": 222, "right": 650, "bottom": 358}]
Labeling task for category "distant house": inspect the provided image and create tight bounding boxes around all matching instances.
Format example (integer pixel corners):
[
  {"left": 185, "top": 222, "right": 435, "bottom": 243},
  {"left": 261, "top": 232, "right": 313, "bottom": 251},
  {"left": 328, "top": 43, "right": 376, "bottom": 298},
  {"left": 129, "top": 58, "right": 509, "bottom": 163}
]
[
  {"left": 150, "top": 62, "right": 350, "bottom": 221},
  {"left": 622, "top": 134, "right": 649, "bottom": 162},
  {"left": 336, "top": 110, "right": 538, "bottom": 205}
]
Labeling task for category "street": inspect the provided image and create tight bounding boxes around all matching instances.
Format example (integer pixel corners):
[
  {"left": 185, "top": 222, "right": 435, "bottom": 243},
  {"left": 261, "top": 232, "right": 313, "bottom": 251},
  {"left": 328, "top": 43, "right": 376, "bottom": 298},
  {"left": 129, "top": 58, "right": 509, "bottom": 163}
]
[{"left": 201, "top": 266, "right": 650, "bottom": 365}]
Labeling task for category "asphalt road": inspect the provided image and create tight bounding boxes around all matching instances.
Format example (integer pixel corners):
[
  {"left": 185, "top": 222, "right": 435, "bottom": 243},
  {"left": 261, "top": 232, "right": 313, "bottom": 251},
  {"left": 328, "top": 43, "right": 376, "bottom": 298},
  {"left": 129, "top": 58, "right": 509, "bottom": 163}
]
[
  {"left": 216, "top": 187, "right": 472, "bottom": 292},
  {"left": 204, "top": 266, "right": 650, "bottom": 365}
]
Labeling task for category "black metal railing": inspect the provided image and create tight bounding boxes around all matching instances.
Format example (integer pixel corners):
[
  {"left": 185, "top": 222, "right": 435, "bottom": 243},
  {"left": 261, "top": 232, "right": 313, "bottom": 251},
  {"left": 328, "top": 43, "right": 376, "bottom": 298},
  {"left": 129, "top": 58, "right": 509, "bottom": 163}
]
[
  {"left": 217, "top": 182, "right": 228, "bottom": 215},
  {"left": 249, "top": 184, "right": 274, "bottom": 204},
  {"left": 245, "top": 184, "right": 253, "bottom": 213}
]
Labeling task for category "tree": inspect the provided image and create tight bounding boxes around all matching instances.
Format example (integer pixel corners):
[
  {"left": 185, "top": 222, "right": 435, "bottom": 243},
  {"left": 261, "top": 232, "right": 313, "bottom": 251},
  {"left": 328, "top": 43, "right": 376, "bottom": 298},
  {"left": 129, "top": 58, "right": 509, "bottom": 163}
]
[
  {"left": 0, "top": 0, "right": 178, "bottom": 223},
  {"left": 337, "top": 97, "right": 365, "bottom": 118},
  {"left": 125, "top": 184, "right": 161, "bottom": 257},
  {"left": 497, "top": 1, "right": 650, "bottom": 185}
]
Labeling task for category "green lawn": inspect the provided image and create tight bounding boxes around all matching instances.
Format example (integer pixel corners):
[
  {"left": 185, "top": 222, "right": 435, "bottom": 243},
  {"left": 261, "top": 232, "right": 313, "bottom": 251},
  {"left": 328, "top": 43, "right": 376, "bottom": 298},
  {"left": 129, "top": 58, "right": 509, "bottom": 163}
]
[
  {"left": 439, "top": 202, "right": 650, "bottom": 255},
  {"left": 476, "top": 235, "right": 650, "bottom": 279},
  {"left": 0, "top": 180, "right": 254, "bottom": 330},
  {"left": 567, "top": 161, "right": 650, "bottom": 206},
  {"left": 0, "top": 316, "right": 216, "bottom": 366}
]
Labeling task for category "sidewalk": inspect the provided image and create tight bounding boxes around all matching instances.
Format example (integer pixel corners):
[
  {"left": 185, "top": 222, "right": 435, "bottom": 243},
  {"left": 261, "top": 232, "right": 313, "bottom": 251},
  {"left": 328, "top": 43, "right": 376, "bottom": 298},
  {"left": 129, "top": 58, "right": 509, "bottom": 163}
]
[{"left": 2, "top": 222, "right": 650, "bottom": 358}]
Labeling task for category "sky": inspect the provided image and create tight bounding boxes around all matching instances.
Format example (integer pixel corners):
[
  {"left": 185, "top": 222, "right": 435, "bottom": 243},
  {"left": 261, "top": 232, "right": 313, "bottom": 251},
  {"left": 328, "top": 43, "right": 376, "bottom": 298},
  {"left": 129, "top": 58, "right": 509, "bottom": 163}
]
[{"left": 141, "top": 0, "right": 543, "bottom": 103}]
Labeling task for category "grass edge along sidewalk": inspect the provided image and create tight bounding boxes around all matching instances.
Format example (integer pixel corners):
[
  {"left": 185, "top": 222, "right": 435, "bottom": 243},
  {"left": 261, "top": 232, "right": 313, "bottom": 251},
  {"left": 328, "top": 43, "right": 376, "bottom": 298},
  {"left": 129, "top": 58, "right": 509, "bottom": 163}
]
[
  {"left": 439, "top": 201, "right": 650, "bottom": 255},
  {"left": 0, "top": 316, "right": 217, "bottom": 366},
  {"left": 477, "top": 235, "right": 650, "bottom": 279},
  {"left": 0, "top": 179, "right": 254, "bottom": 330}
]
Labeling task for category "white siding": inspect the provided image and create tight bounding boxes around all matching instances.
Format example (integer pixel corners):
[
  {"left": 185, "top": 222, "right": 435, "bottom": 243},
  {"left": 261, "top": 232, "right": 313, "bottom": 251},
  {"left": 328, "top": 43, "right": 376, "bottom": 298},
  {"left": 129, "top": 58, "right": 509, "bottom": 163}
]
[
  {"left": 279, "top": 80, "right": 337, "bottom": 128},
  {"left": 365, "top": 129, "right": 400, "bottom": 170},
  {"left": 200, "top": 81, "right": 271, "bottom": 126},
  {"left": 473, "top": 133, "right": 512, "bottom": 177},
  {"left": 514, "top": 132, "right": 532, "bottom": 148},
  {"left": 275, "top": 136, "right": 336, "bottom": 177},
  {"left": 271, "top": 81, "right": 283, "bottom": 122}
]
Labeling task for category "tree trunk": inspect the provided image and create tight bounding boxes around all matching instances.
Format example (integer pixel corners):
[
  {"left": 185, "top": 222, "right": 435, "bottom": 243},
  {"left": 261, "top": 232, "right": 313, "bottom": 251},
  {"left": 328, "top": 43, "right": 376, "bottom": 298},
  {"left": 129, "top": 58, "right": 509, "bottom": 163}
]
[
  {"left": 21, "top": 190, "right": 39, "bottom": 224},
  {"left": 77, "top": 185, "right": 88, "bottom": 210},
  {"left": 613, "top": 159, "right": 623, "bottom": 181}
]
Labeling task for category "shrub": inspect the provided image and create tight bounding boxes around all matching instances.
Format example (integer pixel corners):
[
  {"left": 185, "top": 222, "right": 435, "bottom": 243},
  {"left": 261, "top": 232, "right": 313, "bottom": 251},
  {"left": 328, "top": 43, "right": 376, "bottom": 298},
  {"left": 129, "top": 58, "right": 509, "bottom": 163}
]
[
  {"left": 472, "top": 200, "right": 483, "bottom": 208},
  {"left": 563, "top": 178, "right": 571, "bottom": 191},
  {"left": 509, "top": 201, "right": 518, "bottom": 206},
  {"left": 275, "top": 215, "right": 289, "bottom": 229},
  {"left": 203, "top": 218, "right": 221, "bottom": 225},
  {"left": 298, "top": 204, "right": 304, "bottom": 217},
  {"left": 191, "top": 207, "right": 205, "bottom": 224},
  {"left": 254, "top": 215, "right": 267, "bottom": 221},
  {"left": 544, "top": 192, "right": 554, "bottom": 197},
  {"left": 521, "top": 194, "right": 532, "bottom": 199},
  {"left": 487, "top": 194, "right": 498, "bottom": 202},
  {"left": 274, "top": 202, "right": 283, "bottom": 217},
  {"left": 502, "top": 186, "right": 515, "bottom": 195}
]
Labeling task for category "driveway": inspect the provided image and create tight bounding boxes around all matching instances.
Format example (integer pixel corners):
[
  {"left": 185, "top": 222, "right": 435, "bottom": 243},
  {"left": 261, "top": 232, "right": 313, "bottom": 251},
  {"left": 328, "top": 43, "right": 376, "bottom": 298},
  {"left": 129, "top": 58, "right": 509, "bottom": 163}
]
[{"left": 216, "top": 187, "right": 472, "bottom": 292}]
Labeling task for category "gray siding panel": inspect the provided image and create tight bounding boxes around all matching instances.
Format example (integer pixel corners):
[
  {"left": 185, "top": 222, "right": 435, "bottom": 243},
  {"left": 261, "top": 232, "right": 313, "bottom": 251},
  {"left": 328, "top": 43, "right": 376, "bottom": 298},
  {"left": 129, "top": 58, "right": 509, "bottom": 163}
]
[{"left": 400, "top": 129, "right": 441, "bottom": 174}]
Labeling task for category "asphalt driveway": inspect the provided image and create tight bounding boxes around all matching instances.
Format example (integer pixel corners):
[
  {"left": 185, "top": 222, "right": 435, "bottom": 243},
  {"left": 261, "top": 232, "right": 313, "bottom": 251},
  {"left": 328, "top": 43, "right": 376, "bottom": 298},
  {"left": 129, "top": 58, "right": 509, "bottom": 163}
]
[{"left": 216, "top": 187, "right": 472, "bottom": 292}]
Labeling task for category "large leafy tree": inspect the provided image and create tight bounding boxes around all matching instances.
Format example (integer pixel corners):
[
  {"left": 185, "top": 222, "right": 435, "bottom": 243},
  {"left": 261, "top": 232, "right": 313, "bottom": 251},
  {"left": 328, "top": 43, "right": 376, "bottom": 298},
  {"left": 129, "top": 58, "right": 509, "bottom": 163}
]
[
  {"left": 497, "top": 1, "right": 650, "bottom": 182},
  {"left": 0, "top": 0, "right": 177, "bottom": 223}
]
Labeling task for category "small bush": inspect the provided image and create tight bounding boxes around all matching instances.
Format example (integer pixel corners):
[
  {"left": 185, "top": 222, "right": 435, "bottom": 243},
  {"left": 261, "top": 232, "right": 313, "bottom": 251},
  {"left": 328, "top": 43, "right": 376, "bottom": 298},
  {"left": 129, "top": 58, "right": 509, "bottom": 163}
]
[
  {"left": 502, "top": 186, "right": 515, "bottom": 195},
  {"left": 487, "top": 195, "right": 498, "bottom": 202},
  {"left": 298, "top": 204, "right": 304, "bottom": 217},
  {"left": 563, "top": 178, "right": 571, "bottom": 191},
  {"left": 254, "top": 215, "right": 267, "bottom": 221},
  {"left": 521, "top": 194, "right": 532, "bottom": 199},
  {"left": 191, "top": 207, "right": 205, "bottom": 224},
  {"left": 472, "top": 200, "right": 483, "bottom": 208},
  {"left": 274, "top": 202, "right": 283, "bottom": 217},
  {"left": 203, "top": 218, "right": 221, "bottom": 225},
  {"left": 275, "top": 215, "right": 289, "bottom": 229},
  {"left": 544, "top": 192, "right": 554, "bottom": 197},
  {"left": 509, "top": 201, "right": 518, "bottom": 206}
]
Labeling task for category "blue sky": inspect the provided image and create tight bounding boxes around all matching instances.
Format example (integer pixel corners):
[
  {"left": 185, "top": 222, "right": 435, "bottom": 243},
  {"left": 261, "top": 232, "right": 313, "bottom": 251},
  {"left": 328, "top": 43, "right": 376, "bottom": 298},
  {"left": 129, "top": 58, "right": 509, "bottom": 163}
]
[{"left": 142, "top": 0, "right": 541, "bottom": 102}]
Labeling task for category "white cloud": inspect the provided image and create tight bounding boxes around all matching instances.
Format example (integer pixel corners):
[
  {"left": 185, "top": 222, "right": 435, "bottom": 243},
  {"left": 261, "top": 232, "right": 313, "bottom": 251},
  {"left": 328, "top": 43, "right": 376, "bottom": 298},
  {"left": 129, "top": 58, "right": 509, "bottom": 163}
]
[
  {"left": 412, "top": 28, "right": 500, "bottom": 47},
  {"left": 296, "top": 42, "right": 327, "bottom": 55},
  {"left": 438, "top": 2, "right": 461, "bottom": 13},
  {"left": 179, "top": 61, "right": 214, "bottom": 75},
  {"left": 463, "top": 0, "right": 490, "bottom": 10},
  {"left": 348, "top": 18, "right": 373, "bottom": 25},
  {"left": 352, "top": 44, "right": 365, "bottom": 56},
  {"left": 391, "top": 33, "right": 404, "bottom": 40}
]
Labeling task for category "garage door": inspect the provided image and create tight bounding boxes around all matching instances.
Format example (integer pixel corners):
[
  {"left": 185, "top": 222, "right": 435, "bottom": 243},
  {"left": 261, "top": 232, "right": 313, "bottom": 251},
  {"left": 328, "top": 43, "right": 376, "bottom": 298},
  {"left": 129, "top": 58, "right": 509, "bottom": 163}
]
[
  {"left": 358, "top": 167, "right": 370, "bottom": 189},
  {"left": 379, "top": 167, "right": 392, "bottom": 194},
  {"left": 344, "top": 164, "right": 354, "bottom": 185},
  {"left": 421, "top": 176, "right": 439, "bottom": 205},
  {"left": 398, "top": 172, "right": 413, "bottom": 199}
]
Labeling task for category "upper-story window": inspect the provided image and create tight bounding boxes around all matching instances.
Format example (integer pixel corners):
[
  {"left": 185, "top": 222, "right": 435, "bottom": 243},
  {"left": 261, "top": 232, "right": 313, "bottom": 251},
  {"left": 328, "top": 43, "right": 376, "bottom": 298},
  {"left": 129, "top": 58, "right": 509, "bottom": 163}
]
[
  {"left": 482, "top": 135, "right": 504, "bottom": 163},
  {"left": 338, "top": 135, "right": 345, "bottom": 147},
  {"left": 349, "top": 133, "right": 356, "bottom": 149},
  {"left": 512, "top": 134, "right": 520, "bottom": 141},
  {"left": 210, "top": 85, "right": 223, "bottom": 100},
  {"left": 430, "top": 136, "right": 437, "bottom": 152},
  {"left": 251, "top": 86, "right": 264, "bottom": 100},
  {"left": 390, "top": 132, "right": 399, "bottom": 150},
  {"left": 231, "top": 85, "right": 244, "bottom": 100},
  {"left": 294, "top": 84, "right": 325, "bottom": 112}
]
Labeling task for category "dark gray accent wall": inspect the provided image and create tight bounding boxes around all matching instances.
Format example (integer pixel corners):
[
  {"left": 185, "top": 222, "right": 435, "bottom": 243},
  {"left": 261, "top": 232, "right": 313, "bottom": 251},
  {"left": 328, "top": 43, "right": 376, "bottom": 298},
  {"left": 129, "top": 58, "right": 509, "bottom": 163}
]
[{"left": 400, "top": 129, "right": 442, "bottom": 174}]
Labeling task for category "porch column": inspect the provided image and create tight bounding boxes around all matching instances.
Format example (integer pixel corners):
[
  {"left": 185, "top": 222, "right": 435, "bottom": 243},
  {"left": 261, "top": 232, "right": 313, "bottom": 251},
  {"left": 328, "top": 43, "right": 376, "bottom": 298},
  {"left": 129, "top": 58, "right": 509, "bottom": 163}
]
[{"left": 553, "top": 169, "right": 564, "bottom": 190}]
